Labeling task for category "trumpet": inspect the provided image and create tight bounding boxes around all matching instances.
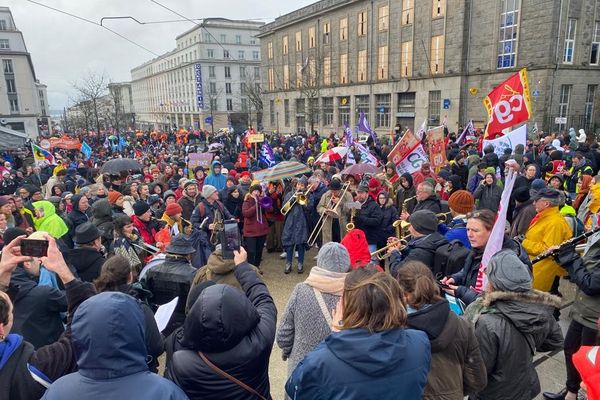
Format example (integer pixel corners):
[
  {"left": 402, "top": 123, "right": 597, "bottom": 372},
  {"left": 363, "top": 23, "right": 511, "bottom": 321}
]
[
  {"left": 436, "top": 211, "right": 453, "bottom": 224},
  {"left": 371, "top": 237, "right": 410, "bottom": 260},
  {"left": 281, "top": 189, "right": 309, "bottom": 215}
]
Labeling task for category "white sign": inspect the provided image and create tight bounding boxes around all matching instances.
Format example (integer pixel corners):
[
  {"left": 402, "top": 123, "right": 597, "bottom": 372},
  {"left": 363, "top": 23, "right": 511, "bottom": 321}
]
[
  {"left": 555, "top": 117, "right": 567, "bottom": 124},
  {"left": 154, "top": 296, "right": 179, "bottom": 333},
  {"left": 482, "top": 124, "right": 527, "bottom": 157},
  {"left": 396, "top": 144, "right": 429, "bottom": 175}
]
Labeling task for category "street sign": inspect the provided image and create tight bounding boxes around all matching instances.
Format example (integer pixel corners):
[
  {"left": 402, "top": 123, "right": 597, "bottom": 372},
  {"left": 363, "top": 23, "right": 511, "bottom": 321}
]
[
  {"left": 247, "top": 133, "right": 265, "bottom": 143},
  {"left": 443, "top": 99, "right": 451, "bottom": 109},
  {"left": 204, "top": 116, "right": 213, "bottom": 124},
  {"left": 378, "top": 106, "right": 385, "bottom": 113},
  {"left": 532, "top": 90, "right": 539, "bottom": 97},
  {"left": 555, "top": 117, "right": 567, "bottom": 124}
]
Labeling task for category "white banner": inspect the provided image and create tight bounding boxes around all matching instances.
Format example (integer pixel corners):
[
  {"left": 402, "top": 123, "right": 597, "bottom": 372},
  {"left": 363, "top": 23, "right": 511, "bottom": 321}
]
[
  {"left": 482, "top": 124, "right": 527, "bottom": 157},
  {"left": 396, "top": 144, "right": 429, "bottom": 175}
]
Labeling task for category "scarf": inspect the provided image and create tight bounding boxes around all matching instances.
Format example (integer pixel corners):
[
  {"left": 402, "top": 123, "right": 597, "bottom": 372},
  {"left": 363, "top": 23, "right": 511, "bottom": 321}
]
[
  {"left": 0, "top": 334, "right": 22, "bottom": 369},
  {"left": 304, "top": 267, "right": 347, "bottom": 296}
]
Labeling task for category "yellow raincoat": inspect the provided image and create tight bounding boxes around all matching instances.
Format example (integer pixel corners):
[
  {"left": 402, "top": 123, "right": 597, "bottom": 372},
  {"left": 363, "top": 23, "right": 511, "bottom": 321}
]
[{"left": 522, "top": 206, "right": 572, "bottom": 292}]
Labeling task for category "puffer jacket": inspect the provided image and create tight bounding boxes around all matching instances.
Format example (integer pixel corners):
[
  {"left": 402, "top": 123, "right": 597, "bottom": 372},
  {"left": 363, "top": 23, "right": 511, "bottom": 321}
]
[
  {"left": 166, "top": 262, "right": 277, "bottom": 400},
  {"left": 354, "top": 196, "right": 383, "bottom": 244},
  {"left": 408, "top": 300, "right": 487, "bottom": 399},
  {"left": 390, "top": 232, "right": 449, "bottom": 277},
  {"left": 470, "top": 290, "right": 564, "bottom": 400},
  {"left": 42, "top": 292, "right": 188, "bottom": 400}
]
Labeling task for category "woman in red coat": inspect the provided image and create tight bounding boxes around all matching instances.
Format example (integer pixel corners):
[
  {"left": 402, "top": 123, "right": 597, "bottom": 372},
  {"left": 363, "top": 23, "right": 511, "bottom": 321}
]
[{"left": 242, "top": 184, "right": 271, "bottom": 269}]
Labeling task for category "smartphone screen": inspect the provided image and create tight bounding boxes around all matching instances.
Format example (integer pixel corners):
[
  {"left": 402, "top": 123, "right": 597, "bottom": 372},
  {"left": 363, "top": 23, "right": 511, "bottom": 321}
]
[
  {"left": 222, "top": 220, "right": 240, "bottom": 260},
  {"left": 20, "top": 239, "right": 49, "bottom": 258}
]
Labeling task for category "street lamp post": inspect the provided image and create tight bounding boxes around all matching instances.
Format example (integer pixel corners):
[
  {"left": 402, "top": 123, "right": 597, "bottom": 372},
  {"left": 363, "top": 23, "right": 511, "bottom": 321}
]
[{"left": 276, "top": 111, "right": 280, "bottom": 134}]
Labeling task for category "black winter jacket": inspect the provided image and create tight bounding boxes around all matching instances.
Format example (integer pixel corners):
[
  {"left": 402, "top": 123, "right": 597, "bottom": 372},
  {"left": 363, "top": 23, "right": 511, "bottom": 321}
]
[
  {"left": 413, "top": 196, "right": 442, "bottom": 214},
  {"left": 166, "top": 262, "right": 277, "bottom": 400},
  {"left": 64, "top": 247, "right": 106, "bottom": 283},
  {"left": 389, "top": 232, "right": 449, "bottom": 277},
  {"left": 377, "top": 205, "right": 399, "bottom": 245},
  {"left": 474, "top": 181, "right": 503, "bottom": 213},
  {"left": 354, "top": 196, "right": 383, "bottom": 244}
]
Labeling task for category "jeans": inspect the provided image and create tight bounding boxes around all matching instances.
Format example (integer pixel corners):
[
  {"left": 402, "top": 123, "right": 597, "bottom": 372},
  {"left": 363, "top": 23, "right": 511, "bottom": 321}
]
[
  {"left": 564, "top": 320, "right": 600, "bottom": 393},
  {"left": 286, "top": 244, "right": 305, "bottom": 265},
  {"left": 245, "top": 235, "right": 266, "bottom": 268}
]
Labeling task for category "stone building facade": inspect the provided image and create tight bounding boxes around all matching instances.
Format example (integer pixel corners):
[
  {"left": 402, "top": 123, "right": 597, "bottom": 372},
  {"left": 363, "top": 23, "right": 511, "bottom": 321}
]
[{"left": 258, "top": 0, "right": 600, "bottom": 137}]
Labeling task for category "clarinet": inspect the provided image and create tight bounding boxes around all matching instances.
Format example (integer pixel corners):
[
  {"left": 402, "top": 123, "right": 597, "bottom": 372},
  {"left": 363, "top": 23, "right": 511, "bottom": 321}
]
[{"left": 531, "top": 226, "right": 600, "bottom": 264}]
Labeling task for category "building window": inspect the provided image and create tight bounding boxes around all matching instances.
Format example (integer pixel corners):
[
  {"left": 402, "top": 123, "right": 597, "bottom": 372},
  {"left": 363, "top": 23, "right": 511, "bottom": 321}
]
[
  {"left": 309, "top": 26, "right": 316, "bottom": 48},
  {"left": 209, "top": 66, "right": 216, "bottom": 78},
  {"left": 284, "top": 99, "right": 290, "bottom": 126},
  {"left": 225, "top": 83, "right": 232, "bottom": 94},
  {"left": 238, "top": 50, "right": 245, "bottom": 59},
  {"left": 270, "top": 100, "right": 275, "bottom": 125},
  {"left": 210, "top": 98, "right": 217, "bottom": 110},
  {"left": 430, "top": 35, "right": 445, "bottom": 74},
  {"left": 375, "top": 94, "right": 391, "bottom": 128},
  {"left": 338, "top": 97, "right": 350, "bottom": 126},
  {"left": 209, "top": 82, "right": 217, "bottom": 94},
  {"left": 241, "top": 98, "right": 248, "bottom": 112},
  {"left": 358, "top": 11, "right": 367, "bottom": 36},
  {"left": 283, "top": 65, "right": 290, "bottom": 89},
  {"left": 433, "top": 0, "right": 446, "bottom": 17},
  {"left": 340, "top": 53, "right": 348, "bottom": 84},
  {"left": 226, "top": 99, "right": 233, "bottom": 111},
  {"left": 378, "top": 5, "right": 389, "bottom": 31},
  {"left": 250, "top": 38, "right": 256, "bottom": 45},
  {"left": 564, "top": 18, "right": 577, "bottom": 64},
  {"left": 224, "top": 66, "right": 231, "bottom": 78},
  {"left": 236, "top": 34, "right": 242, "bottom": 44},
  {"left": 241, "top": 82, "right": 247, "bottom": 95},
  {"left": 3, "top": 60, "right": 12, "bottom": 73},
  {"left": 322, "top": 97, "right": 334, "bottom": 126},
  {"left": 358, "top": 50, "right": 367, "bottom": 82},
  {"left": 252, "top": 51, "right": 259, "bottom": 60},
  {"left": 557, "top": 84, "right": 572, "bottom": 131},
  {"left": 340, "top": 17, "right": 348, "bottom": 41},
  {"left": 207, "top": 49, "right": 214, "bottom": 58},
  {"left": 240, "top": 66, "right": 246, "bottom": 78},
  {"left": 283, "top": 35, "right": 289, "bottom": 55},
  {"left": 296, "top": 62, "right": 303, "bottom": 88},
  {"left": 223, "top": 50, "right": 230, "bottom": 59},
  {"left": 0, "top": 20, "right": 7, "bottom": 31},
  {"left": 378, "top": 46, "right": 389, "bottom": 80},
  {"left": 296, "top": 99, "right": 306, "bottom": 130},
  {"left": 220, "top": 34, "right": 227, "bottom": 43},
  {"left": 268, "top": 68, "right": 274, "bottom": 91},
  {"left": 323, "top": 22, "right": 330, "bottom": 44},
  {"left": 267, "top": 42, "right": 273, "bottom": 59},
  {"left": 296, "top": 31, "right": 302, "bottom": 51},
  {"left": 428, "top": 91, "right": 441, "bottom": 126},
  {"left": 0, "top": 39, "right": 9, "bottom": 49},
  {"left": 591, "top": 22, "right": 600, "bottom": 65},
  {"left": 254, "top": 67, "right": 260, "bottom": 79},
  {"left": 401, "top": 41, "right": 413, "bottom": 77},
  {"left": 5, "top": 79, "right": 15, "bottom": 93},
  {"left": 9, "top": 98, "right": 18, "bottom": 113},
  {"left": 323, "top": 57, "right": 331, "bottom": 86},
  {"left": 497, "top": 0, "right": 520, "bottom": 68},
  {"left": 398, "top": 92, "right": 416, "bottom": 113},
  {"left": 402, "top": 0, "right": 413, "bottom": 25},
  {"left": 585, "top": 85, "right": 596, "bottom": 130},
  {"left": 355, "top": 95, "right": 369, "bottom": 121}
]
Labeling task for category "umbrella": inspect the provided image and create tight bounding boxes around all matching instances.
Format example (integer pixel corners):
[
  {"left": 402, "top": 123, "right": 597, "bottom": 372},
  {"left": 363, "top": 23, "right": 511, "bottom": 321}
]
[
  {"left": 208, "top": 143, "right": 224, "bottom": 152},
  {"left": 315, "top": 147, "right": 349, "bottom": 163},
  {"left": 341, "top": 163, "right": 381, "bottom": 176},
  {"left": 100, "top": 158, "right": 142, "bottom": 174},
  {"left": 252, "top": 161, "right": 311, "bottom": 181}
]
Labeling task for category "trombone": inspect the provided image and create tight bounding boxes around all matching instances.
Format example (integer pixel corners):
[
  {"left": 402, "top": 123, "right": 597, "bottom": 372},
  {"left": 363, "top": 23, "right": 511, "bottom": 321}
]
[
  {"left": 281, "top": 188, "right": 309, "bottom": 215},
  {"left": 370, "top": 220, "right": 412, "bottom": 260},
  {"left": 307, "top": 181, "right": 351, "bottom": 246}
]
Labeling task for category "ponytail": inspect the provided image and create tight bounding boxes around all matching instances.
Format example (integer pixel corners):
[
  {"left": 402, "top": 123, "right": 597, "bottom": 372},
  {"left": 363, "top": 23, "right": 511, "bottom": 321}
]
[{"left": 396, "top": 261, "right": 443, "bottom": 310}]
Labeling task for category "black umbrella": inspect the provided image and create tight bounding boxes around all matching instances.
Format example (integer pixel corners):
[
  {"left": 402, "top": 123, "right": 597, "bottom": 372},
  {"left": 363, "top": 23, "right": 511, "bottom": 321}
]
[{"left": 100, "top": 158, "right": 142, "bottom": 174}]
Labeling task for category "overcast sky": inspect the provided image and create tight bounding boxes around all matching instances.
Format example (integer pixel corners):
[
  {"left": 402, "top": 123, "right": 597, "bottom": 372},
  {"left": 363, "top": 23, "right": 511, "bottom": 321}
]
[{"left": 7, "top": 0, "right": 315, "bottom": 112}]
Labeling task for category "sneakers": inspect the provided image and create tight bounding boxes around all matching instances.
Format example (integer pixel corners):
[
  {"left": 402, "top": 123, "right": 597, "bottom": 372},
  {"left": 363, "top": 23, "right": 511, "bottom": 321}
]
[
  {"left": 284, "top": 263, "right": 292, "bottom": 274},
  {"left": 279, "top": 252, "right": 286, "bottom": 259},
  {"left": 313, "top": 255, "right": 318, "bottom": 260},
  {"left": 297, "top": 264, "right": 304, "bottom": 274},
  {"left": 295, "top": 251, "right": 299, "bottom": 258}
]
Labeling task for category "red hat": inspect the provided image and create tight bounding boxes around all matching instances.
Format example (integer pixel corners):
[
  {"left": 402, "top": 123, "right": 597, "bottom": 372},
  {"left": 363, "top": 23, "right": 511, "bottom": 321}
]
[
  {"left": 368, "top": 177, "right": 380, "bottom": 189},
  {"left": 165, "top": 202, "right": 183, "bottom": 217},
  {"left": 107, "top": 190, "right": 123, "bottom": 205},
  {"left": 240, "top": 171, "right": 252, "bottom": 179},
  {"left": 229, "top": 170, "right": 238, "bottom": 177}
]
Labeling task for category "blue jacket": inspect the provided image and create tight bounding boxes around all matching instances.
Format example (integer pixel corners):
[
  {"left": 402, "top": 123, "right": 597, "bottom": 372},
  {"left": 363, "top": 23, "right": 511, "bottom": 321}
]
[
  {"left": 42, "top": 292, "right": 188, "bottom": 400},
  {"left": 204, "top": 161, "right": 227, "bottom": 191},
  {"left": 286, "top": 328, "right": 430, "bottom": 400}
]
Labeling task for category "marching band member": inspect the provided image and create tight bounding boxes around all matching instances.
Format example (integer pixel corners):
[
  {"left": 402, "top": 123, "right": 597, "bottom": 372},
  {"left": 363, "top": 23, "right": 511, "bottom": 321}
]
[
  {"left": 282, "top": 177, "right": 313, "bottom": 274},
  {"left": 130, "top": 201, "right": 165, "bottom": 249},
  {"left": 242, "top": 184, "right": 272, "bottom": 269},
  {"left": 317, "top": 179, "right": 353, "bottom": 244},
  {"left": 265, "top": 181, "right": 285, "bottom": 254},
  {"left": 376, "top": 191, "right": 399, "bottom": 269},
  {"left": 442, "top": 190, "right": 474, "bottom": 248},
  {"left": 353, "top": 182, "right": 383, "bottom": 256},
  {"left": 401, "top": 182, "right": 442, "bottom": 221},
  {"left": 161, "top": 203, "right": 192, "bottom": 236},
  {"left": 190, "top": 184, "right": 232, "bottom": 249}
]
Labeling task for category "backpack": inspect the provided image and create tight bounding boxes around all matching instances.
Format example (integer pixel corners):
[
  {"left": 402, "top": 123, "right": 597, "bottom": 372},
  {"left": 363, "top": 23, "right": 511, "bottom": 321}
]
[
  {"left": 564, "top": 215, "right": 584, "bottom": 237},
  {"left": 433, "top": 239, "right": 470, "bottom": 279}
]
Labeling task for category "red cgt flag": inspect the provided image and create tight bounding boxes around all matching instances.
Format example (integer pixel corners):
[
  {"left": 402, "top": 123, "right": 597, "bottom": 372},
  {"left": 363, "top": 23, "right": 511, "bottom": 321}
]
[{"left": 483, "top": 68, "right": 532, "bottom": 139}]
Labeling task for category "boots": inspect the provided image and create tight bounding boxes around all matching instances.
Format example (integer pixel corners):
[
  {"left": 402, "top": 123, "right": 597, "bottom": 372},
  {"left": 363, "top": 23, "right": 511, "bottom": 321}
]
[
  {"left": 284, "top": 263, "right": 292, "bottom": 274},
  {"left": 542, "top": 388, "right": 579, "bottom": 400}
]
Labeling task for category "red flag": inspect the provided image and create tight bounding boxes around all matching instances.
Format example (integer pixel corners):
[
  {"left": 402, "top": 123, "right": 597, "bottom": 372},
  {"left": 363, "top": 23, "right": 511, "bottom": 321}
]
[{"left": 483, "top": 68, "right": 532, "bottom": 139}]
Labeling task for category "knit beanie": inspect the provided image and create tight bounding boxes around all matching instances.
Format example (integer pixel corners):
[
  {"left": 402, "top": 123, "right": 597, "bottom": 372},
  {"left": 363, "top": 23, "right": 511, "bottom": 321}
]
[
  {"left": 107, "top": 190, "right": 123, "bottom": 205},
  {"left": 409, "top": 210, "right": 438, "bottom": 235},
  {"left": 165, "top": 202, "right": 183, "bottom": 217},
  {"left": 513, "top": 186, "right": 530, "bottom": 203},
  {"left": 448, "top": 190, "right": 474, "bottom": 214},
  {"left": 133, "top": 201, "right": 150, "bottom": 216},
  {"left": 486, "top": 250, "right": 532, "bottom": 292},
  {"left": 201, "top": 184, "right": 217, "bottom": 199},
  {"left": 316, "top": 242, "right": 351, "bottom": 273},
  {"left": 531, "top": 179, "right": 547, "bottom": 193}
]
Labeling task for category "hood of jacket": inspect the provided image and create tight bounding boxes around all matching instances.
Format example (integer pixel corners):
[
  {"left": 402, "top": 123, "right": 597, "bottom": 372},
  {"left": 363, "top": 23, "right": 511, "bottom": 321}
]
[
  {"left": 514, "top": 144, "right": 525, "bottom": 155},
  {"left": 91, "top": 199, "right": 112, "bottom": 222},
  {"left": 483, "top": 144, "right": 495, "bottom": 154},
  {"left": 31, "top": 200, "right": 57, "bottom": 226},
  {"left": 181, "top": 283, "right": 260, "bottom": 352},
  {"left": 325, "top": 328, "right": 417, "bottom": 376},
  {"left": 71, "top": 194, "right": 84, "bottom": 212},
  {"left": 400, "top": 173, "right": 413, "bottom": 189},
  {"left": 407, "top": 300, "right": 450, "bottom": 347},
  {"left": 210, "top": 160, "right": 222, "bottom": 176},
  {"left": 72, "top": 292, "right": 148, "bottom": 379},
  {"left": 411, "top": 232, "right": 448, "bottom": 251},
  {"left": 206, "top": 249, "right": 236, "bottom": 274}
]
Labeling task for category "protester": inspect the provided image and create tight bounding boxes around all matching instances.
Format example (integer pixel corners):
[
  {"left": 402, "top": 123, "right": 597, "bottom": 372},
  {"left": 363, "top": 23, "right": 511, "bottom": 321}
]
[
  {"left": 282, "top": 177, "right": 312, "bottom": 274},
  {"left": 242, "top": 184, "right": 271, "bottom": 268}
]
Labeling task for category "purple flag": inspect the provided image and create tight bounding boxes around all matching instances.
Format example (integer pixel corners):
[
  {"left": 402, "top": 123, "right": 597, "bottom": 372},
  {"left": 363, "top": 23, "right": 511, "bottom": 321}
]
[
  {"left": 456, "top": 120, "right": 474, "bottom": 145},
  {"left": 344, "top": 123, "right": 354, "bottom": 147},
  {"left": 357, "top": 112, "right": 381, "bottom": 147}
]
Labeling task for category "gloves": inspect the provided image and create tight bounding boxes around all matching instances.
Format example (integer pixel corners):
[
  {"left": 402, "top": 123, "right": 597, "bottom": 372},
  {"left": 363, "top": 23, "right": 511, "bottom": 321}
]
[{"left": 552, "top": 242, "right": 580, "bottom": 268}]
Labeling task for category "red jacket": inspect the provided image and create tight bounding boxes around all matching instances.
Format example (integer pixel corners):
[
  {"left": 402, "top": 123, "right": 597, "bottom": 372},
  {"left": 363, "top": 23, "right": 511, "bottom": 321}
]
[
  {"left": 341, "top": 229, "right": 372, "bottom": 267},
  {"left": 242, "top": 197, "right": 270, "bottom": 237},
  {"left": 131, "top": 215, "right": 159, "bottom": 245}
]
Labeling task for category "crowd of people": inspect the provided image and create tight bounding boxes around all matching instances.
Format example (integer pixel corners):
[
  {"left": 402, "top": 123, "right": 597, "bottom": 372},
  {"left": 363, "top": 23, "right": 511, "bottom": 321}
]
[{"left": 0, "top": 124, "right": 598, "bottom": 400}]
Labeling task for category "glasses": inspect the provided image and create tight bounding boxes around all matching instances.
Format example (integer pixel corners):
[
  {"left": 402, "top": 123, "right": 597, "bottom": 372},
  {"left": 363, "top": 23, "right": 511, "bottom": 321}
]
[{"left": 466, "top": 211, "right": 485, "bottom": 219}]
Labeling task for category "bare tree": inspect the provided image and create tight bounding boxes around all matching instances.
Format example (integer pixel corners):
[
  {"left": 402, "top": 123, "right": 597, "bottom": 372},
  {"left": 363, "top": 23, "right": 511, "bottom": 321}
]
[
  {"left": 203, "top": 78, "right": 223, "bottom": 134},
  {"left": 108, "top": 84, "right": 123, "bottom": 131},
  {"left": 243, "top": 78, "right": 263, "bottom": 129},
  {"left": 71, "top": 72, "right": 109, "bottom": 134},
  {"left": 292, "top": 55, "right": 323, "bottom": 134}
]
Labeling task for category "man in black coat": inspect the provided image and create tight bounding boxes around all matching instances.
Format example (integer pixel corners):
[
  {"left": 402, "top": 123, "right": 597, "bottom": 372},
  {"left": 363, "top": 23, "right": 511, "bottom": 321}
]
[
  {"left": 402, "top": 182, "right": 442, "bottom": 220},
  {"left": 63, "top": 223, "right": 106, "bottom": 283},
  {"left": 389, "top": 210, "right": 448, "bottom": 276},
  {"left": 353, "top": 183, "right": 383, "bottom": 254}
]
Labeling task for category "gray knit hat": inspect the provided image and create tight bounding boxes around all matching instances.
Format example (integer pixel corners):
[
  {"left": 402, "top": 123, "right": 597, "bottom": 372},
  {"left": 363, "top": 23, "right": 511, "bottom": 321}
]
[
  {"left": 409, "top": 210, "right": 438, "bottom": 235},
  {"left": 486, "top": 250, "right": 532, "bottom": 292},
  {"left": 317, "top": 242, "right": 351, "bottom": 273},
  {"left": 201, "top": 184, "right": 217, "bottom": 199}
]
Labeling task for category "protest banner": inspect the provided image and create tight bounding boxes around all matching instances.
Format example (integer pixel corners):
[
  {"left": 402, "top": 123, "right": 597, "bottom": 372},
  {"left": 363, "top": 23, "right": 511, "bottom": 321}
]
[
  {"left": 426, "top": 126, "right": 447, "bottom": 172},
  {"left": 482, "top": 124, "right": 527, "bottom": 157},
  {"left": 49, "top": 136, "right": 82, "bottom": 150},
  {"left": 188, "top": 152, "right": 213, "bottom": 172},
  {"left": 387, "top": 129, "right": 421, "bottom": 166},
  {"left": 396, "top": 145, "right": 429, "bottom": 175}
]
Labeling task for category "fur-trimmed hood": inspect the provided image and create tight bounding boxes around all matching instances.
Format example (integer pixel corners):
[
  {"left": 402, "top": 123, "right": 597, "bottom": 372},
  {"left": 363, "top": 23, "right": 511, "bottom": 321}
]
[{"left": 481, "top": 289, "right": 562, "bottom": 308}]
